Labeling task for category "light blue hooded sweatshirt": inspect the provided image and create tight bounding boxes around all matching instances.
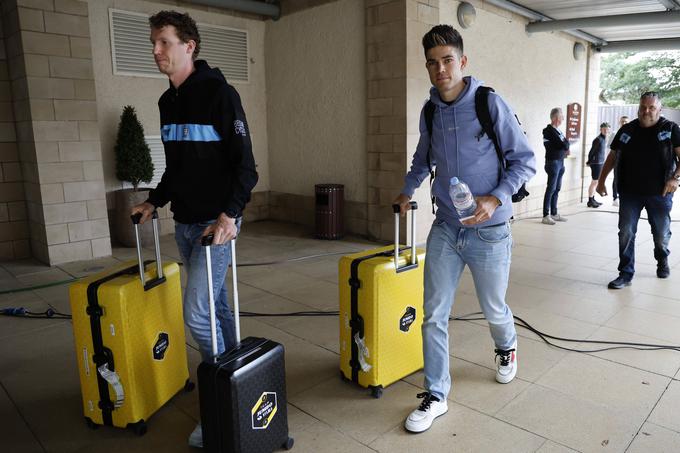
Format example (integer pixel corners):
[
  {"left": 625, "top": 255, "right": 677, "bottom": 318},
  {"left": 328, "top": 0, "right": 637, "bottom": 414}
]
[{"left": 402, "top": 76, "right": 536, "bottom": 227}]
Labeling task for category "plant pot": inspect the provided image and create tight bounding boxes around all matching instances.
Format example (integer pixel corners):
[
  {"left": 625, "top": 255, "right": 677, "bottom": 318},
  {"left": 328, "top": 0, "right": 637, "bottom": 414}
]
[{"left": 114, "top": 188, "right": 154, "bottom": 247}]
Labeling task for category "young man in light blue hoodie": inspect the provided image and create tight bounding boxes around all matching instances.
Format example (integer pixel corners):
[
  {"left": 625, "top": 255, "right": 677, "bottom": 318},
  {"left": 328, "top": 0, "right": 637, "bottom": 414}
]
[{"left": 394, "top": 25, "right": 536, "bottom": 433}]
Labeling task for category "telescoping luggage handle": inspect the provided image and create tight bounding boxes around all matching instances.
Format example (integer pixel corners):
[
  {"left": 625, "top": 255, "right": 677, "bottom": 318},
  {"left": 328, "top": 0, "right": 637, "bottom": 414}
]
[
  {"left": 201, "top": 235, "right": 240, "bottom": 361},
  {"left": 130, "top": 211, "right": 165, "bottom": 290},
  {"left": 391, "top": 201, "right": 418, "bottom": 272}
]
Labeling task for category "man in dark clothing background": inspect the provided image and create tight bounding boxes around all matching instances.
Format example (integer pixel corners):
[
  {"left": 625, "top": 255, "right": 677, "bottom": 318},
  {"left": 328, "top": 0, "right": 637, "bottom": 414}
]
[
  {"left": 132, "top": 10, "right": 258, "bottom": 447},
  {"left": 597, "top": 92, "right": 680, "bottom": 289},
  {"left": 609, "top": 115, "right": 629, "bottom": 206},
  {"left": 585, "top": 122, "right": 610, "bottom": 208},
  {"left": 542, "top": 107, "right": 570, "bottom": 225}
]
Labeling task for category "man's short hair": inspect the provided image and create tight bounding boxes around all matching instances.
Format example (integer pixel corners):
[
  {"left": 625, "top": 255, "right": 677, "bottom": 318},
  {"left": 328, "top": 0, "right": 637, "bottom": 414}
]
[
  {"left": 620, "top": 115, "right": 629, "bottom": 120},
  {"left": 550, "top": 108, "right": 562, "bottom": 119},
  {"left": 149, "top": 10, "right": 201, "bottom": 59},
  {"left": 600, "top": 122, "right": 610, "bottom": 128},
  {"left": 422, "top": 25, "right": 463, "bottom": 56},
  {"left": 640, "top": 91, "right": 660, "bottom": 102}
]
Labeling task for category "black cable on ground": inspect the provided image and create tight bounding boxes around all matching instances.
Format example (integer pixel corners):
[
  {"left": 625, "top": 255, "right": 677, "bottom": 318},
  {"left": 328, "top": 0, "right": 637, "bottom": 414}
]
[
  {"left": 451, "top": 312, "right": 680, "bottom": 353},
  {"left": 0, "top": 250, "right": 366, "bottom": 295},
  {"left": 4, "top": 306, "right": 680, "bottom": 354},
  {"left": 238, "top": 250, "right": 364, "bottom": 267},
  {"left": 241, "top": 311, "right": 339, "bottom": 317},
  {"left": 0, "top": 307, "right": 72, "bottom": 319},
  {"left": 0, "top": 279, "right": 78, "bottom": 295}
]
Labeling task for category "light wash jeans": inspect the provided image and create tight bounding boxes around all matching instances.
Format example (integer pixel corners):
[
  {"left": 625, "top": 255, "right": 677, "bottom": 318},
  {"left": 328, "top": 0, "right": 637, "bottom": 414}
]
[
  {"left": 423, "top": 218, "right": 516, "bottom": 401},
  {"left": 175, "top": 218, "right": 241, "bottom": 362}
]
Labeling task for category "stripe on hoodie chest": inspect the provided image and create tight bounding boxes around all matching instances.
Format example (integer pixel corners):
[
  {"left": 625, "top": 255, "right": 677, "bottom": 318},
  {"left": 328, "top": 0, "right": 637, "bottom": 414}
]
[{"left": 161, "top": 124, "right": 222, "bottom": 142}]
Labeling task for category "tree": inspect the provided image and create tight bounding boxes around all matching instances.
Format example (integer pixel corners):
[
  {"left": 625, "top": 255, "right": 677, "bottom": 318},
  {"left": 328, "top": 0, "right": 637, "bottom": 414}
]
[
  {"left": 114, "top": 105, "right": 154, "bottom": 191},
  {"left": 600, "top": 51, "right": 680, "bottom": 108}
]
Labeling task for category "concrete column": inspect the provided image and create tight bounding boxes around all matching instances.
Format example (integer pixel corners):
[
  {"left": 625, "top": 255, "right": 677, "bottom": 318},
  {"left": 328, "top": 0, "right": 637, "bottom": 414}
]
[
  {"left": 0, "top": 1, "right": 30, "bottom": 260},
  {"left": 366, "top": 0, "right": 408, "bottom": 241},
  {"left": 366, "top": 0, "right": 438, "bottom": 242},
  {"left": 405, "top": 0, "right": 438, "bottom": 244},
  {"left": 1, "top": 0, "right": 110, "bottom": 264}
]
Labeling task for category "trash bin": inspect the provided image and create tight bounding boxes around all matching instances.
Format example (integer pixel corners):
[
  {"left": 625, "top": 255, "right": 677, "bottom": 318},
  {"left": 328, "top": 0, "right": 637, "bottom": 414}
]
[{"left": 315, "top": 184, "right": 344, "bottom": 239}]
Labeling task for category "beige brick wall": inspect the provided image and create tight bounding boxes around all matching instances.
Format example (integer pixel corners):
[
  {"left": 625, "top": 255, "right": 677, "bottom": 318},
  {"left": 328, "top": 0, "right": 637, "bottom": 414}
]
[
  {"left": 0, "top": 0, "right": 30, "bottom": 260},
  {"left": 1, "top": 0, "right": 111, "bottom": 264},
  {"left": 366, "top": 0, "right": 410, "bottom": 241}
]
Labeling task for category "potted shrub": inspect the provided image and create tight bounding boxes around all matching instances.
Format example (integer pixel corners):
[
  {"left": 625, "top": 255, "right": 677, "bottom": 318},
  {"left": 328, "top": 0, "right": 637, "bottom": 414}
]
[{"left": 113, "top": 105, "right": 155, "bottom": 247}]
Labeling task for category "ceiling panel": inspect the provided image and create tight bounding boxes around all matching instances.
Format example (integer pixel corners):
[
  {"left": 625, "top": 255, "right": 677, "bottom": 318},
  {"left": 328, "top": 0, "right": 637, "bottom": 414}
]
[
  {"left": 517, "top": 0, "right": 665, "bottom": 19},
  {"left": 509, "top": 0, "right": 680, "bottom": 45},
  {"left": 584, "top": 23, "right": 680, "bottom": 41}
]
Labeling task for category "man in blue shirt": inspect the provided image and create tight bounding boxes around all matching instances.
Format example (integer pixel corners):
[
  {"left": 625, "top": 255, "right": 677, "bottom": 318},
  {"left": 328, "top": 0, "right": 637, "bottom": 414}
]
[{"left": 393, "top": 25, "right": 535, "bottom": 433}]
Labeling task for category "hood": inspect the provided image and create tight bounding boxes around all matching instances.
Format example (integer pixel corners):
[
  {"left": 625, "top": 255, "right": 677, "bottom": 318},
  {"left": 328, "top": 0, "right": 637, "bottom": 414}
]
[
  {"left": 172, "top": 59, "right": 227, "bottom": 90},
  {"left": 427, "top": 76, "right": 483, "bottom": 109}
]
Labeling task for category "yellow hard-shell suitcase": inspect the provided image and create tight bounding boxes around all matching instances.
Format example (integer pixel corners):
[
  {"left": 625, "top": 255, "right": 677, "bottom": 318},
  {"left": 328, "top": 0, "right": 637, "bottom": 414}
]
[
  {"left": 69, "top": 214, "right": 191, "bottom": 435},
  {"left": 339, "top": 202, "right": 425, "bottom": 398}
]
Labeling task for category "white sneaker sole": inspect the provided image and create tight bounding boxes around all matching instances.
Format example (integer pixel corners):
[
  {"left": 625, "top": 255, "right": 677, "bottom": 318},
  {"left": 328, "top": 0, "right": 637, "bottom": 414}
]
[
  {"left": 496, "top": 366, "right": 517, "bottom": 384},
  {"left": 404, "top": 406, "right": 449, "bottom": 433},
  {"left": 496, "top": 345, "right": 517, "bottom": 384}
]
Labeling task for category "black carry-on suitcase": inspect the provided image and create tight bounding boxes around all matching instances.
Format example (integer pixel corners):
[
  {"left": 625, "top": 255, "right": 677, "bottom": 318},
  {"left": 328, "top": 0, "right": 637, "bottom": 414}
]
[{"left": 197, "top": 237, "right": 294, "bottom": 453}]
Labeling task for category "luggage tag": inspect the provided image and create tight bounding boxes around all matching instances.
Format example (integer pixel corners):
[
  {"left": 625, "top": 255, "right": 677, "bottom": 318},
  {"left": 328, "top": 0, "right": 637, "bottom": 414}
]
[
  {"left": 353, "top": 332, "right": 372, "bottom": 372},
  {"left": 97, "top": 364, "right": 125, "bottom": 408}
]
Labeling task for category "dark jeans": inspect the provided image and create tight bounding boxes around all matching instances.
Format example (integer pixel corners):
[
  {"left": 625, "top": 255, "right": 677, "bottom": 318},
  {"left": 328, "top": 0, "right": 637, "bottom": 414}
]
[
  {"left": 543, "top": 159, "right": 565, "bottom": 216},
  {"left": 618, "top": 193, "right": 672, "bottom": 279},
  {"left": 612, "top": 168, "right": 619, "bottom": 200}
]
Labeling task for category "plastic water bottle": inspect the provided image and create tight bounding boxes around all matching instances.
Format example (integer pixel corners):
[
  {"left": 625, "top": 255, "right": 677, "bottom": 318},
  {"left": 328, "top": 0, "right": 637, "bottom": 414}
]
[{"left": 449, "top": 177, "right": 476, "bottom": 220}]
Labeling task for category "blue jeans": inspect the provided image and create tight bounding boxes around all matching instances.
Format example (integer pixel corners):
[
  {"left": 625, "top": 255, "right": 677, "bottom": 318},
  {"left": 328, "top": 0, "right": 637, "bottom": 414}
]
[
  {"left": 618, "top": 194, "right": 672, "bottom": 279},
  {"left": 175, "top": 219, "right": 241, "bottom": 361},
  {"left": 423, "top": 219, "right": 517, "bottom": 401},
  {"left": 543, "top": 159, "right": 565, "bottom": 216}
]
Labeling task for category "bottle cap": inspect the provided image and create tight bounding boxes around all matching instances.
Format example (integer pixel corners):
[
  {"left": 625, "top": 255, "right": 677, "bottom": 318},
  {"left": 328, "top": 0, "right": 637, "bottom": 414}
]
[{"left": 450, "top": 177, "right": 459, "bottom": 185}]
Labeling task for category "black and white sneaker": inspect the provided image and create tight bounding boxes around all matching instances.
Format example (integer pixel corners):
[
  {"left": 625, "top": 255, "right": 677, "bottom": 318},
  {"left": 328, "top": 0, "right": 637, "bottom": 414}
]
[
  {"left": 495, "top": 341, "right": 517, "bottom": 384},
  {"left": 188, "top": 423, "right": 203, "bottom": 448},
  {"left": 404, "top": 392, "right": 448, "bottom": 433}
]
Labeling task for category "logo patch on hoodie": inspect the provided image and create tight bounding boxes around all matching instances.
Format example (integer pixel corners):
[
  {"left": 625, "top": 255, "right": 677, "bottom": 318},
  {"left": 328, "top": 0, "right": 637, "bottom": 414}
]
[
  {"left": 658, "top": 130, "right": 672, "bottom": 141},
  {"left": 234, "top": 120, "right": 247, "bottom": 137},
  {"left": 620, "top": 133, "right": 631, "bottom": 144}
]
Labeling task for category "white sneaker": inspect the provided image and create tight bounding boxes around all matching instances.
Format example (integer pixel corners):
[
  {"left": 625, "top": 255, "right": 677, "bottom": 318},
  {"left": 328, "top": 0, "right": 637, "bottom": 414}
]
[
  {"left": 188, "top": 423, "right": 203, "bottom": 448},
  {"left": 551, "top": 214, "right": 568, "bottom": 222},
  {"left": 541, "top": 215, "right": 555, "bottom": 225},
  {"left": 404, "top": 392, "right": 448, "bottom": 433},
  {"left": 495, "top": 341, "right": 517, "bottom": 384},
  {"left": 612, "top": 199, "right": 619, "bottom": 207}
]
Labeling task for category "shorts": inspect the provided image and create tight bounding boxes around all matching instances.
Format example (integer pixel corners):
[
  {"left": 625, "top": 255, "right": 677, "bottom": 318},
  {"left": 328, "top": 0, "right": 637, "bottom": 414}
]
[{"left": 590, "top": 163, "right": 602, "bottom": 180}]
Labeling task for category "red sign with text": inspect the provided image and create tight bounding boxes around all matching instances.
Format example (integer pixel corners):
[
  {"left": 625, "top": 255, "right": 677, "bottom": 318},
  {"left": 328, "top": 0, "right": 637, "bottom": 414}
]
[{"left": 566, "top": 103, "right": 582, "bottom": 140}]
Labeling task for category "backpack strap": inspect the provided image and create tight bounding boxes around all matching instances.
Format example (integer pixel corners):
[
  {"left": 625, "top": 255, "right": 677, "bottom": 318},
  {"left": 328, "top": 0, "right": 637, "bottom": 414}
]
[
  {"left": 474, "top": 86, "right": 504, "bottom": 170},
  {"left": 423, "top": 101, "right": 436, "bottom": 214}
]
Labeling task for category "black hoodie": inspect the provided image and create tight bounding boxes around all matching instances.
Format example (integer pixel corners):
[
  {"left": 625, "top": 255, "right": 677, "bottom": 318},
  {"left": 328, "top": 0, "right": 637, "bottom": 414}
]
[
  {"left": 147, "top": 60, "right": 258, "bottom": 223},
  {"left": 542, "top": 124, "right": 570, "bottom": 160},
  {"left": 611, "top": 117, "right": 680, "bottom": 196}
]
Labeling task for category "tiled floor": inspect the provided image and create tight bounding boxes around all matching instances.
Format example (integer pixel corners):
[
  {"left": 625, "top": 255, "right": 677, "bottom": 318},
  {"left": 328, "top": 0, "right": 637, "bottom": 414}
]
[{"left": 2, "top": 202, "right": 680, "bottom": 453}]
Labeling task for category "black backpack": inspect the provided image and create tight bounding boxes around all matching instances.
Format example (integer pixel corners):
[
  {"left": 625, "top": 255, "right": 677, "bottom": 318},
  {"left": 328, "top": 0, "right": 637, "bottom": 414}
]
[{"left": 423, "top": 86, "right": 529, "bottom": 213}]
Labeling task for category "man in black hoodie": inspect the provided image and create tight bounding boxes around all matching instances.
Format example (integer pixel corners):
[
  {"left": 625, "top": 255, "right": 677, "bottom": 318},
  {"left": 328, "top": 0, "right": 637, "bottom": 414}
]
[
  {"left": 597, "top": 92, "right": 680, "bottom": 289},
  {"left": 132, "top": 11, "right": 258, "bottom": 447},
  {"left": 541, "top": 107, "right": 570, "bottom": 225}
]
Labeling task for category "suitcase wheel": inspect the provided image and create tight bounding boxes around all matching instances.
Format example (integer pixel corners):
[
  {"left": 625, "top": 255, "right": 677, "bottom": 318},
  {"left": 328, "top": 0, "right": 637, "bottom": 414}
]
[
  {"left": 370, "top": 385, "right": 383, "bottom": 399},
  {"left": 184, "top": 379, "right": 195, "bottom": 392},
  {"left": 282, "top": 437, "right": 294, "bottom": 450},
  {"left": 128, "top": 420, "right": 147, "bottom": 436},
  {"left": 84, "top": 417, "right": 99, "bottom": 430}
]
